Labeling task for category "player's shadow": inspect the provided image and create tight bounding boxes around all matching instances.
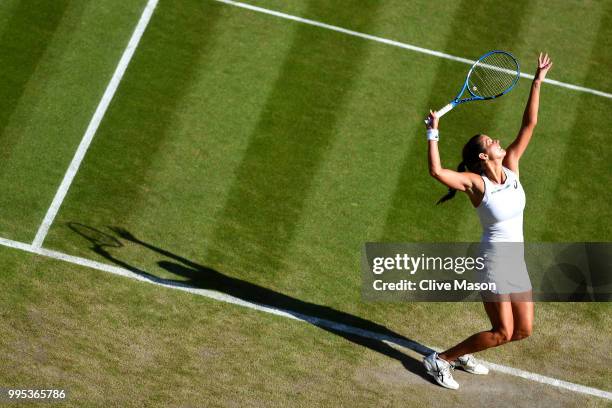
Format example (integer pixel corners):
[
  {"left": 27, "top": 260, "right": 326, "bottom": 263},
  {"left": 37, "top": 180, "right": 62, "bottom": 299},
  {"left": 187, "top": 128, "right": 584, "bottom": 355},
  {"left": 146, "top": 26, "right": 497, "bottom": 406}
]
[{"left": 68, "top": 223, "right": 435, "bottom": 382}]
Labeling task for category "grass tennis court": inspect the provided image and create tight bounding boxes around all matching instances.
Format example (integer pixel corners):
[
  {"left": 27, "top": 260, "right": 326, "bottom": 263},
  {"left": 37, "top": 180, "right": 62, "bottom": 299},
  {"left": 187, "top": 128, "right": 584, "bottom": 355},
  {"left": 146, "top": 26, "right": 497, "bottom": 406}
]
[{"left": 0, "top": 0, "right": 610, "bottom": 406}]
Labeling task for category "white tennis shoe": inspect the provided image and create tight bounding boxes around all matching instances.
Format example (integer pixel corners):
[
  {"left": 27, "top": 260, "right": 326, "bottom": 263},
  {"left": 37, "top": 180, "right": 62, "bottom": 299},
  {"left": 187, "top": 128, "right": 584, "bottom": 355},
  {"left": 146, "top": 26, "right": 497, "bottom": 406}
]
[
  {"left": 455, "top": 354, "right": 489, "bottom": 375},
  {"left": 423, "top": 352, "right": 459, "bottom": 390}
]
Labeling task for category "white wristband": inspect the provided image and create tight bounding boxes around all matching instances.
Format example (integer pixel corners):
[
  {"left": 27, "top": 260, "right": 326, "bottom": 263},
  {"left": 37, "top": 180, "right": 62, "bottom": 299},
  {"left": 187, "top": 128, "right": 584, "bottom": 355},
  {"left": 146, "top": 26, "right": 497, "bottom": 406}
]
[{"left": 427, "top": 129, "right": 439, "bottom": 141}]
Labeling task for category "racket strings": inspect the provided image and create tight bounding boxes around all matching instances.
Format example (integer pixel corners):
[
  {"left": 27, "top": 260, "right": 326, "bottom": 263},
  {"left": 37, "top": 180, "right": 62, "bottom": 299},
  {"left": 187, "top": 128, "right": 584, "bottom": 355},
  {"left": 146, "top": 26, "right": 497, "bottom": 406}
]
[
  {"left": 468, "top": 52, "right": 519, "bottom": 98},
  {"left": 470, "top": 57, "right": 516, "bottom": 96},
  {"left": 472, "top": 63, "right": 513, "bottom": 95}
]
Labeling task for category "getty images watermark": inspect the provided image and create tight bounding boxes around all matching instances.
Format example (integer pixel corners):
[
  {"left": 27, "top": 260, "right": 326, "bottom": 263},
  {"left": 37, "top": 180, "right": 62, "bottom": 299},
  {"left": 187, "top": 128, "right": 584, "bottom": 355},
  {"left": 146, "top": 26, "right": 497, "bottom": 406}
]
[
  {"left": 371, "top": 252, "right": 494, "bottom": 292},
  {"left": 362, "top": 243, "right": 612, "bottom": 302}
]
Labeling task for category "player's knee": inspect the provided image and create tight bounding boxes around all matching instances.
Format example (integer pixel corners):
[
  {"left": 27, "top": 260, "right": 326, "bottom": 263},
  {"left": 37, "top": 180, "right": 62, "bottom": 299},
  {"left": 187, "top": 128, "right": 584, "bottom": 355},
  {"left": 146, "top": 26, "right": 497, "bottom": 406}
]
[
  {"left": 511, "top": 326, "right": 532, "bottom": 341},
  {"left": 492, "top": 328, "right": 513, "bottom": 345}
]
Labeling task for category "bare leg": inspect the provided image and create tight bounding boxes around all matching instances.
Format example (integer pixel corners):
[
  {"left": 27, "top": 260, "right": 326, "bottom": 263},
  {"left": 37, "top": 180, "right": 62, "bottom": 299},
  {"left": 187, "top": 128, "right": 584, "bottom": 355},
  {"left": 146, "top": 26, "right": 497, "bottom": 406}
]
[
  {"left": 510, "top": 291, "right": 533, "bottom": 341},
  {"left": 438, "top": 299, "right": 514, "bottom": 362}
]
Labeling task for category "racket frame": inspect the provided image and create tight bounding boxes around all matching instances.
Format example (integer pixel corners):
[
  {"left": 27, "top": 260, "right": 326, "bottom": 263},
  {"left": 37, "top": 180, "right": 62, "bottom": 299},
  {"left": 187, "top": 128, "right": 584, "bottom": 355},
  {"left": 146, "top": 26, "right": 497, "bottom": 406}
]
[{"left": 425, "top": 50, "right": 520, "bottom": 125}]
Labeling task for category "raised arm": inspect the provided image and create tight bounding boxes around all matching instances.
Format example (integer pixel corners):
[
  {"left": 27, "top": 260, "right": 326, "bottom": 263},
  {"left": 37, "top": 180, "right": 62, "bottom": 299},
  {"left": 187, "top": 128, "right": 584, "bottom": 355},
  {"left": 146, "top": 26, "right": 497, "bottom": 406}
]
[
  {"left": 426, "top": 111, "right": 479, "bottom": 192},
  {"left": 504, "top": 53, "right": 553, "bottom": 173}
]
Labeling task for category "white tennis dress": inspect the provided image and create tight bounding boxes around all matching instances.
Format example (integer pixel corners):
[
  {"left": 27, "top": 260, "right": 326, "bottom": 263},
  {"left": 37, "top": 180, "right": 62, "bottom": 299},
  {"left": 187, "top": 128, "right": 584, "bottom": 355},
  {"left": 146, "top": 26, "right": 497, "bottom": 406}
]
[{"left": 476, "top": 166, "right": 532, "bottom": 294}]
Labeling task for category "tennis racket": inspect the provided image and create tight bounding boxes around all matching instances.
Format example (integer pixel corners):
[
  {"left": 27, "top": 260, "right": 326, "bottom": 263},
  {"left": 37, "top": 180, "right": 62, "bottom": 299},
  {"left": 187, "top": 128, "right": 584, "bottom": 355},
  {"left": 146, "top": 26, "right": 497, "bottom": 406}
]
[{"left": 425, "top": 50, "right": 520, "bottom": 125}]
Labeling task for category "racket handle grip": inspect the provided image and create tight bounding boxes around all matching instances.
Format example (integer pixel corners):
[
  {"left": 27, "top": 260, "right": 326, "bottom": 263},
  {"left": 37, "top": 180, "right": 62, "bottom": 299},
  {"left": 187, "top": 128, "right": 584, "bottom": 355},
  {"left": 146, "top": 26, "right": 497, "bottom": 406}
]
[
  {"left": 423, "top": 103, "right": 455, "bottom": 125},
  {"left": 437, "top": 103, "right": 454, "bottom": 117}
]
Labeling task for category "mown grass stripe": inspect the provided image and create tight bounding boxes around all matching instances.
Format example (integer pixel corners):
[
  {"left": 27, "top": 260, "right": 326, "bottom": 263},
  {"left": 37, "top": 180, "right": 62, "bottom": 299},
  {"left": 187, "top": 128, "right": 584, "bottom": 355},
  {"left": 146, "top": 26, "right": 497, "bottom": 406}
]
[
  {"left": 206, "top": 0, "right": 383, "bottom": 276},
  {"left": 539, "top": 4, "right": 612, "bottom": 241},
  {"left": 0, "top": 0, "right": 69, "bottom": 157}
]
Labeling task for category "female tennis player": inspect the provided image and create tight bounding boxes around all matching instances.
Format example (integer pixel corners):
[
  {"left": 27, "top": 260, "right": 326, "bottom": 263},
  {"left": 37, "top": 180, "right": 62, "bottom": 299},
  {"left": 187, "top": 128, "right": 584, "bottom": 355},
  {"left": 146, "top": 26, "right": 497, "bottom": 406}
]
[{"left": 422, "top": 53, "right": 553, "bottom": 390}]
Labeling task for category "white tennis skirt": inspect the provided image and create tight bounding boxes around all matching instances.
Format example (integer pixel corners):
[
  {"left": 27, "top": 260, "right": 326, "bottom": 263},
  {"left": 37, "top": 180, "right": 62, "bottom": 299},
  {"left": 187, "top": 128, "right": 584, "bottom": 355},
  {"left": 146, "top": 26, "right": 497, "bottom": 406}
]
[{"left": 477, "top": 242, "right": 532, "bottom": 294}]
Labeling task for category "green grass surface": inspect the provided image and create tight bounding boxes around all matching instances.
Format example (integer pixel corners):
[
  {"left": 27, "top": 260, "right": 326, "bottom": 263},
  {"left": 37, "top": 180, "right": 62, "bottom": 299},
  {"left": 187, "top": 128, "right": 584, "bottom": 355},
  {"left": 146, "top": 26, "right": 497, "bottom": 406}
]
[
  {"left": 0, "top": 0, "right": 610, "bottom": 405},
  {"left": 0, "top": 0, "right": 146, "bottom": 241}
]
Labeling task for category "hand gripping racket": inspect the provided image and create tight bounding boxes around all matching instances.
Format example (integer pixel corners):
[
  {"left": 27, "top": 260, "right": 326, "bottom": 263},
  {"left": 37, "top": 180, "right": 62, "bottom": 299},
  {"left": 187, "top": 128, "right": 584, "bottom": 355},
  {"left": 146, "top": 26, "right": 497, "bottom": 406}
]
[{"left": 425, "top": 50, "right": 520, "bottom": 125}]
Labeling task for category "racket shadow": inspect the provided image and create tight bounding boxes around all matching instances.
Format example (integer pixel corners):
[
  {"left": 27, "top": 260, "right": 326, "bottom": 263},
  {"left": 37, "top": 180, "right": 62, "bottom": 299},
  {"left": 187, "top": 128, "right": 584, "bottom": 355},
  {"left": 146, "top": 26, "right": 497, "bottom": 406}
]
[{"left": 68, "top": 223, "right": 433, "bottom": 381}]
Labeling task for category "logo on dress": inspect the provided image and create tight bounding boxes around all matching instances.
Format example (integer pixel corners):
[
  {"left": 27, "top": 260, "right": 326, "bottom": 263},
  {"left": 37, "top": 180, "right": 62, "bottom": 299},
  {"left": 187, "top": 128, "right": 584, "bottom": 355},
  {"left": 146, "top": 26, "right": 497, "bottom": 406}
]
[{"left": 514, "top": 180, "right": 518, "bottom": 189}]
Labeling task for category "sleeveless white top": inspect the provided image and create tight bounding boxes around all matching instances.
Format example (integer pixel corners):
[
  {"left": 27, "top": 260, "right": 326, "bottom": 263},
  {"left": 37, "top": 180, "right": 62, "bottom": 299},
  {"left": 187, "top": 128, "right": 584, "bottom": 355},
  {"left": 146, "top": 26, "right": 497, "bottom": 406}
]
[{"left": 476, "top": 166, "right": 525, "bottom": 242}]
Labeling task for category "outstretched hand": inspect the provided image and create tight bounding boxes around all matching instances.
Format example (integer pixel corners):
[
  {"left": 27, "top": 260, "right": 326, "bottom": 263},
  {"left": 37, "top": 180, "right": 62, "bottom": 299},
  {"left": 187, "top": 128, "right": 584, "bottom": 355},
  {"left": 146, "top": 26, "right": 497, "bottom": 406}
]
[{"left": 535, "top": 52, "right": 553, "bottom": 81}]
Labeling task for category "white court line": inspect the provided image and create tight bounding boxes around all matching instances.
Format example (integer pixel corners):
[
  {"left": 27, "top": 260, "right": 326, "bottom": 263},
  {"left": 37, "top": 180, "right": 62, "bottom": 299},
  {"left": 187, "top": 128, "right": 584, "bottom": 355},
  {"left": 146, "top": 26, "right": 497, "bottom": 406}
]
[
  {"left": 0, "top": 235, "right": 610, "bottom": 400},
  {"left": 31, "top": 0, "right": 160, "bottom": 249},
  {"left": 212, "top": 0, "right": 612, "bottom": 100}
]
